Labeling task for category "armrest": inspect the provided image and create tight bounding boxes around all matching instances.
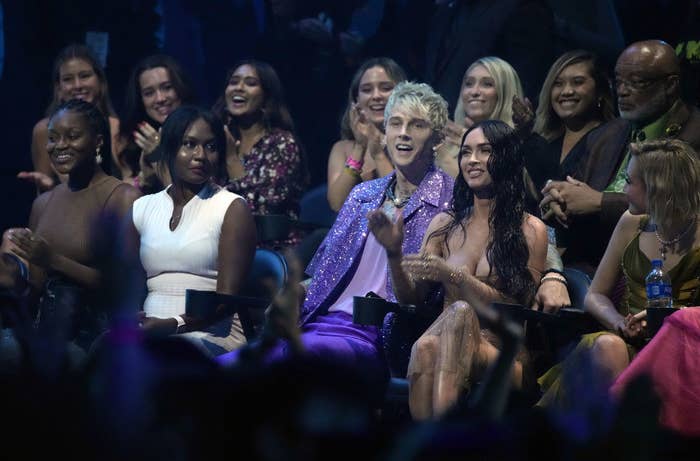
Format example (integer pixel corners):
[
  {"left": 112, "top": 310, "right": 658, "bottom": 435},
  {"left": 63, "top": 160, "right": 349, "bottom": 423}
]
[
  {"left": 352, "top": 295, "right": 418, "bottom": 326},
  {"left": 185, "top": 289, "right": 270, "bottom": 341}
]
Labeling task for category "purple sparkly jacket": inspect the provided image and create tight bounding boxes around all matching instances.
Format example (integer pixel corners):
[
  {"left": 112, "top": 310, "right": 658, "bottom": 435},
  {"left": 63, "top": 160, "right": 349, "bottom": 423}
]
[{"left": 300, "top": 166, "right": 454, "bottom": 325}]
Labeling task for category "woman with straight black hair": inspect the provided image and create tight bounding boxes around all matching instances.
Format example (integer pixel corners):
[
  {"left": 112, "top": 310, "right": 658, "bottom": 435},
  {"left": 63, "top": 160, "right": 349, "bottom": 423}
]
[{"left": 126, "top": 106, "right": 256, "bottom": 356}]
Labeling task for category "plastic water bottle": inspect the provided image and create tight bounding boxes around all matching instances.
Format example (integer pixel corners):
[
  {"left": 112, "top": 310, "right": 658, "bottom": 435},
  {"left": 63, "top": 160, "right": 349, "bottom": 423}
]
[{"left": 645, "top": 259, "right": 673, "bottom": 308}]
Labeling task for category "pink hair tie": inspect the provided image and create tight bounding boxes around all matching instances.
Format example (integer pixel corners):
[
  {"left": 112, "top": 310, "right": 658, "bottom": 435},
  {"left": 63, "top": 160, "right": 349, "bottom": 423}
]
[{"left": 345, "top": 157, "right": 363, "bottom": 171}]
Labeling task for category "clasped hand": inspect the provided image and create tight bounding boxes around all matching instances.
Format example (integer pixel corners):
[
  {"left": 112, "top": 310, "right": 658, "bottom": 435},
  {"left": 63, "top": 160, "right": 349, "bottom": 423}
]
[
  {"left": 134, "top": 122, "right": 161, "bottom": 156},
  {"left": 6, "top": 228, "right": 52, "bottom": 267},
  {"left": 350, "top": 103, "right": 383, "bottom": 155},
  {"left": 401, "top": 254, "right": 451, "bottom": 284},
  {"left": 540, "top": 176, "right": 603, "bottom": 226},
  {"left": 617, "top": 310, "right": 647, "bottom": 340}
]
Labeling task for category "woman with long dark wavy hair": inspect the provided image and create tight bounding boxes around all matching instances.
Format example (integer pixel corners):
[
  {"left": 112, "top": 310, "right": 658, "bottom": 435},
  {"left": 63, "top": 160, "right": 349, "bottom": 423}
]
[
  {"left": 371, "top": 119, "right": 547, "bottom": 420},
  {"left": 213, "top": 60, "right": 305, "bottom": 246}
]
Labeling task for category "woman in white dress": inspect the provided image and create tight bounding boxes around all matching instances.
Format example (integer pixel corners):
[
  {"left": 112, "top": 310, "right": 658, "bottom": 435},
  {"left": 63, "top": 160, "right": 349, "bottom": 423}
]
[{"left": 126, "top": 106, "right": 256, "bottom": 355}]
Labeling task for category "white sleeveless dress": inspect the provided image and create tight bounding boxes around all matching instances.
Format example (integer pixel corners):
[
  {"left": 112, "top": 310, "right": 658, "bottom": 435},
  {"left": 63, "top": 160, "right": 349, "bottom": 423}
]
[{"left": 132, "top": 183, "right": 246, "bottom": 355}]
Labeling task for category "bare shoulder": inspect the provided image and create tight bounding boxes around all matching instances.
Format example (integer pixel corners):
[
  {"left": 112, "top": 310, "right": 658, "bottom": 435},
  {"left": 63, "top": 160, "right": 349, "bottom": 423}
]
[
  {"left": 523, "top": 213, "right": 547, "bottom": 237},
  {"left": 224, "top": 196, "right": 252, "bottom": 218},
  {"left": 615, "top": 210, "right": 644, "bottom": 238},
  {"left": 32, "top": 117, "right": 49, "bottom": 137},
  {"left": 330, "top": 139, "right": 354, "bottom": 158},
  {"left": 107, "top": 182, "right": 142, "bottom": 215},
  {"left": 32, "top": 117, "right": 49, "bottom": 142},
  {"left": 427, "top": 212, "right": 453, "bottom": 233}
]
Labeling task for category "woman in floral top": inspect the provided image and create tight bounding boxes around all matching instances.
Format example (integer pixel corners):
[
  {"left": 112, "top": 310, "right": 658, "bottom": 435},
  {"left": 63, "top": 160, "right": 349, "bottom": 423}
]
[{"left": 213, "top": 60, "right": 305, "bottom": 247}]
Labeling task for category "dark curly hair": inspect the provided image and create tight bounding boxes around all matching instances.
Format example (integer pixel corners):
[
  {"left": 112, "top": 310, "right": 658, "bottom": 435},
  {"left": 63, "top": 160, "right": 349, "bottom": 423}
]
[
  {"left": 428, "top": 120, "right": 536, "bottom": 305},
  {"left": 49, "top": 98, "right": 112, "bottom": 175}
]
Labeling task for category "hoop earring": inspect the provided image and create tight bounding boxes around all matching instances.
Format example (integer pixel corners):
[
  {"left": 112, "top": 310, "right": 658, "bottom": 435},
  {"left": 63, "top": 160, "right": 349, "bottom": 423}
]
[{"left": 95, "top": 146, "right": 103, "bottom": 165}]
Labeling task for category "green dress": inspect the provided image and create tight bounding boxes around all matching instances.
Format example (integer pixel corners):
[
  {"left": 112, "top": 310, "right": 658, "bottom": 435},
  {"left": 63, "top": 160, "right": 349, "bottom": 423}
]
[{"left": 538, "top": 217, "right": 700, "bottom": 407}]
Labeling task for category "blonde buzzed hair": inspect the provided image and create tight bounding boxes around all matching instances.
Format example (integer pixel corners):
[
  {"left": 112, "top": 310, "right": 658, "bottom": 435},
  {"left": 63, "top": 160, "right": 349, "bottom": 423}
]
[
  {"left": 453, "top": 57, "right": 523, "bottom": 127},
  {"left": 630, "top": 139, "right": 700, "bottom": 233},
  {"left": 384, "top": 81, "right": 449, "bottom": 137}
]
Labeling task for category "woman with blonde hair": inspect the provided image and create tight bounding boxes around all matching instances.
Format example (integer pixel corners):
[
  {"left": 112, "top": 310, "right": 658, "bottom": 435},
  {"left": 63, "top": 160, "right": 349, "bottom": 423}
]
[
  {"left": 436, "top": 57, "right": 524, "bottom": 178},
  {"left": 539, "top": 139, "right": 700, "bottom": 408}
]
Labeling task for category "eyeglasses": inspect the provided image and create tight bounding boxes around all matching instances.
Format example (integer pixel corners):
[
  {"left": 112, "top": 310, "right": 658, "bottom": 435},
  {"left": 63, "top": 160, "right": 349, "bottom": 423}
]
[{"left": 614, "top": 74, "right": 677, "bottom": 92}]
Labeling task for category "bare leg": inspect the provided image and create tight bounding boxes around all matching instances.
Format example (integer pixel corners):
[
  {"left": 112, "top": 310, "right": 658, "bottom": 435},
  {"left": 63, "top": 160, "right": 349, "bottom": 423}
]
[
  {"left": 408, "top": 335, "right": 438, "bottom": 420},
  {"left": 432, "top": 302, "right": 480, "bottom": 417},
  {"left": 477, "top": 339, "right": 523, "bottom": 389},
  {"left": 590, "top": 333, "right": 630, "bottom": 382}
]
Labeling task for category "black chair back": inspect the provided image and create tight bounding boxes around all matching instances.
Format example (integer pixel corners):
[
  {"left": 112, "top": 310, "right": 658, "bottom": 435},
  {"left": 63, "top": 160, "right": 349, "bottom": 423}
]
[{"left": 185, "top": 248, "right": 288, "bottom": 341}]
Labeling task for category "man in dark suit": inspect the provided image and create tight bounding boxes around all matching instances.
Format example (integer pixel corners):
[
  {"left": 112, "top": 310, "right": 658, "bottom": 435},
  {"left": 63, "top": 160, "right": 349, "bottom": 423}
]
[
  {"left": 541, "top": 40, "right": 700, "bottom": 274},
  {"left": 425, "top": 0, "right": 555, "bottom": 110}
]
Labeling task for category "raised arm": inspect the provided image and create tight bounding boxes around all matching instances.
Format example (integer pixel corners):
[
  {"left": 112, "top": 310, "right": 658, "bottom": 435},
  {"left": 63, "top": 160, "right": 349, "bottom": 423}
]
[
  {"left": 584, "top": 211, "right": 641, "bottom": 334},
  {"left": 327, "top": 140, "right": 364, "bottom": 211},
  {"left": 368, "top": 210, "right": 450, "bottom": 306}
]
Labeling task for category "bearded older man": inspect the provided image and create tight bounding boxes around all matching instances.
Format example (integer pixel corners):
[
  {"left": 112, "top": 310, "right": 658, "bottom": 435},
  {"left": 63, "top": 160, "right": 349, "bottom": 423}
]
[{"left": 540, "top": 39, "right": 700, "bottom": 275}]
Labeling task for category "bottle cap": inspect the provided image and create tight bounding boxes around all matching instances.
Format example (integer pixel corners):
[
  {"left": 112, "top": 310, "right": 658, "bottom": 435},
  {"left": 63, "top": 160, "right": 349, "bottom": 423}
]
[{"left": 651, "top": 259, "right": 663, "bottom": 268}]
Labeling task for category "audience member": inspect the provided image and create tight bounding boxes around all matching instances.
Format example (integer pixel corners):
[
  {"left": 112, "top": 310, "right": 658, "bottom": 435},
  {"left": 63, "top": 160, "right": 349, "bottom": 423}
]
[
  {"left": 326, "top": 57, "right": 406, "bottom": 211},
  {"left": 4, "top": 99, "right": 140, "bottom": 360},
  {"left": 120, "top": 54, "right": 195, "bottom": 192},
  {"left": 540, "top": 40, "right": 700, "bottom": 275},
  {"left": 539, "top": 139, "right": 700, "bottom": 408},
  {"left": 525, "top": 50, "right": 616, "bottom": 191},
  {"left": 24, "top": 44, "right": 121, "bottom": 193},
  {"left": 436, "top": 56, "right": 524, "bottom": 177},
  {"left": 371, "top": 119, "right": 547, "bottom": 419},
  {"left": 218, "top": 81, "right": 454, "bottom": 401},
  {"left": 213, "top": 60, "right": 305, "bottom": 247},
  {"left": 126, "top": 106, "right": 256, "bottom": 356}
]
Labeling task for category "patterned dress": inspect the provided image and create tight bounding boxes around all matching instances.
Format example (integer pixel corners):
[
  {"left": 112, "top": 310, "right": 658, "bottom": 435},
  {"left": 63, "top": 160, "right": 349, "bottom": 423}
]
[{"left": 226, "top": 129, "right": 304, "bottom": 247}]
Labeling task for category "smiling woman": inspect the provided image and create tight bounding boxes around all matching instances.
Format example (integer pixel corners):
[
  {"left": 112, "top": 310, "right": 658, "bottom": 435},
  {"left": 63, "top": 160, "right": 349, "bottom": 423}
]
[
  {"left": 119, "top": 55, "right": 195, "bottom": 192},
  {"left": 526, "top": 50, "right": 615, "bottom": 191},
  {"left": 436, "top": 57, "right": 523, "bottom": 178},
  {"left": 25, "top": 44, "right": 121, "bottom": 193},
  {"left": 372, "top": 119, "right": 547, "bottom": 420},
  {"left": 326, "top": 57, "right": 407, "bottom": 211},
  {"left": 125, "top": 106, "right": 255, "bottom": 356},
  {"left": 4, "top": 99, "right": 141, "bottom": 362},
  {"left": 213, "top": 60, "right": 305, "bottom": 247}
]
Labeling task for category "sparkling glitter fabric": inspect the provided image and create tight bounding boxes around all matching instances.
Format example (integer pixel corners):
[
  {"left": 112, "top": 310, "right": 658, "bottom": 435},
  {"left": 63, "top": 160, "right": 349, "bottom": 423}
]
[{"left": 300, "top": 166, "right": 454, "bottom": 325}]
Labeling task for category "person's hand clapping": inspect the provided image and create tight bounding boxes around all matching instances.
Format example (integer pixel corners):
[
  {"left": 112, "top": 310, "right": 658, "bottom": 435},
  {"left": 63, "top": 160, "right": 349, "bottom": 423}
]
[
  {"left": 6, "top": 228, "right": 52, "bottom": 268},
  {"left": 401, "top": 254, "right": 451, "bottom": 284},
  {"left": 367, "top": 209, "right": 404, "bottom": 258},
  {"left": 134, "top": 122, "right": 161, "bottom": 156}
]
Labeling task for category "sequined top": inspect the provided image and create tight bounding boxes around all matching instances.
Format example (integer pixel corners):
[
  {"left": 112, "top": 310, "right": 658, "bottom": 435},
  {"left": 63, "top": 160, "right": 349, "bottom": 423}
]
[{"left": 300, "top": 166, "right": 454, "bottom": 325}]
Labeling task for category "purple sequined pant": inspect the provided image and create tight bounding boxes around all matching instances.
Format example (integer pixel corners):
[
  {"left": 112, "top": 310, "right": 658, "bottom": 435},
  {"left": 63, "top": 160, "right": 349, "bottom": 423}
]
[{"left": 217, "top": 311, "right": 388, "bottom": 397}]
